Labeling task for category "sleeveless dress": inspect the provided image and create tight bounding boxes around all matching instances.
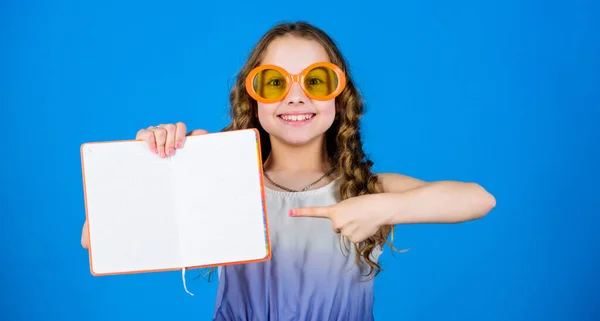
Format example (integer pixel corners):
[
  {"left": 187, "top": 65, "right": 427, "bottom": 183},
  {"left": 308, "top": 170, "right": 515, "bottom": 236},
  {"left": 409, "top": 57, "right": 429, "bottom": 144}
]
[{"left": 212, "top": 177, "right": 383, "bottom": 321}]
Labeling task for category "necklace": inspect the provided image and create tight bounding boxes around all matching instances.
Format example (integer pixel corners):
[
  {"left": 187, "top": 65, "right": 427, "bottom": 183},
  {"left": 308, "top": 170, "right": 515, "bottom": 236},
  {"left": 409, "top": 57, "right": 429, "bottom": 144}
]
[{"left": 263, "top": 167, "right": 337, "bottom": 192}]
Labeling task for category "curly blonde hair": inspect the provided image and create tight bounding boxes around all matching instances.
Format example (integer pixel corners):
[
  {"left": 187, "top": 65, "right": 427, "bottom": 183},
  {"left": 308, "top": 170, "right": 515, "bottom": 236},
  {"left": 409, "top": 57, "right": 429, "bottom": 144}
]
[{"left": 223, "top": 21, "right": 393, "bottom": 278}]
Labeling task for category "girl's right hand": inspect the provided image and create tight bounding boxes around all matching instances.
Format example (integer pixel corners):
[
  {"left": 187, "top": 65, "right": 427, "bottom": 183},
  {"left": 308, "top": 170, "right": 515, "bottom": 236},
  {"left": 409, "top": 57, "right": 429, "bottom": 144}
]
[{"left": 135, "top": 122, "right": 208, "bottom": 158}]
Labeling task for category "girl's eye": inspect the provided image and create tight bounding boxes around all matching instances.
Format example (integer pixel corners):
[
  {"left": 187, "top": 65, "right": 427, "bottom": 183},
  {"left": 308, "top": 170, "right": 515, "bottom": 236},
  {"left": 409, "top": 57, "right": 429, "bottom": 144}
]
[
  {"left": 268, "top": 79, "right": 283, "bottom": 86},
  {"left": 308, "top": 78, "right": 323, "bottom": 85}
]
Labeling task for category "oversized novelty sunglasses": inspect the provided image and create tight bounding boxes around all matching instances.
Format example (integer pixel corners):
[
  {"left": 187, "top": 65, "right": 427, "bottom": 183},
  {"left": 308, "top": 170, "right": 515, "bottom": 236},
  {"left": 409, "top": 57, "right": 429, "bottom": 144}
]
[{"left": 245, "top": 62, "right": 346, "bottom": 104}]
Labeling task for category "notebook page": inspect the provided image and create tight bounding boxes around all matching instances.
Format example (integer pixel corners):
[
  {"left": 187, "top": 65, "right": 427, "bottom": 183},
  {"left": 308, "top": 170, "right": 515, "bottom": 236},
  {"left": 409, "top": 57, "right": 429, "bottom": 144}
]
[
  {"left": 172, "top": 130, "right": 269, "bottom": 267},
  {"left": 81, "top": 142, "right": 182, "bottom": 275}
]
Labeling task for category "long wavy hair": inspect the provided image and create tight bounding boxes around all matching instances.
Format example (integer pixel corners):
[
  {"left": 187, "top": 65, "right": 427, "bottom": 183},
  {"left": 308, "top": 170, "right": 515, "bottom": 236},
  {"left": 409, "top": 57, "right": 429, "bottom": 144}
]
[{"left": 223, "top": 21, "right": 394, "bottom": 278}]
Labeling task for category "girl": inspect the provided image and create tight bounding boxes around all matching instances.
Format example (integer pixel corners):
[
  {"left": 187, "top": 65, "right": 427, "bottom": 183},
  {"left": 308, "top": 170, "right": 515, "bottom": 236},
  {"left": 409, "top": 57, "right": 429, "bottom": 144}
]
[{"left": 81, "top": 21, "right": 495, "bottom": 320}]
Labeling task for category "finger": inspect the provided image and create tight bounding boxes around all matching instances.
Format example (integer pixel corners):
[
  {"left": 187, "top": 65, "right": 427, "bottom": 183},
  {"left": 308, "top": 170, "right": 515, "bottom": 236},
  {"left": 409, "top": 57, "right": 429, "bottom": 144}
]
[
  {"left": 152, "top": 126, "right": 168, "bottom": 158},
  {"left": 187, "top": 129, "right": 208, "bottom": 136},
  {"left": 174, "top": 122, "right": 187, "bottom": 149},
  {"left": 341, "top": 224, "right": 358, "bottom": 242},
  {"left": 289, "top": 206, "right": 332, "bottom": 218},
  {"left": 342, "top": 224, "right": 369, "bottom": 244},
  {"left": 332, "top": 221, "right": 343, "bottom": 234},
  {"left": 161, "top": 124, "right": 177, "bottom": 156},
  {"left": 136, "top": 129, "right": 157, "bottom": 154}
]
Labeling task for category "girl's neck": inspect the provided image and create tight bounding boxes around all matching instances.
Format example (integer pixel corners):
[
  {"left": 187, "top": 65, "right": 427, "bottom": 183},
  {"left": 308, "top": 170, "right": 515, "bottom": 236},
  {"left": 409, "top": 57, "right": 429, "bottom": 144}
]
[{"left": 264, "top": 135, "right": 331, "bottom": 174}]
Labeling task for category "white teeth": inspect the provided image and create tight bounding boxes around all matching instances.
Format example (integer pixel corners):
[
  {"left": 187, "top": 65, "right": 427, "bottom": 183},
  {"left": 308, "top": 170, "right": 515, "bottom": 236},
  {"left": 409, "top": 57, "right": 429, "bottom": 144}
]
[{"left": 281, "top": 114, "right": 313, "bottom": 121}]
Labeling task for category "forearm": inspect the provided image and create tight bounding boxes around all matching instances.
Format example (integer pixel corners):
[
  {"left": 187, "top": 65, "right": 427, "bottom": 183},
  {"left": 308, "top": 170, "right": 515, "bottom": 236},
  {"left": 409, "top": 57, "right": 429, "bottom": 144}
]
[{"left": 377, "top": 181, "right": 496, "bottom": 225}]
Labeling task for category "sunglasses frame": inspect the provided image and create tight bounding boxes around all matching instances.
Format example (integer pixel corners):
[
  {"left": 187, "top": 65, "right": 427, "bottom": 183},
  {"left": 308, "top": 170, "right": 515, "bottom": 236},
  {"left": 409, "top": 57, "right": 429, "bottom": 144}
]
[{"left": 245, "top": 62, "right": 347, "bottom": 104}]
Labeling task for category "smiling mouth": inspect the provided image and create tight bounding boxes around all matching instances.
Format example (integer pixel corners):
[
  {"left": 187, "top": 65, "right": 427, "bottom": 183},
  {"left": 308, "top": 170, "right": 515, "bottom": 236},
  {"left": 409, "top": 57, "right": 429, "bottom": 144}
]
[{"left": 277, "top": 113, "right": 316, "bottom": 122}]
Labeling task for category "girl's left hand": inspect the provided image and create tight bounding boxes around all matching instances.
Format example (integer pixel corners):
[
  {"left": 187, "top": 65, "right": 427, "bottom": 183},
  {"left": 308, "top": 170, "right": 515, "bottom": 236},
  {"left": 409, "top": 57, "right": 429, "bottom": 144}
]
[{"left": 290, "top": 194, "right": 390, "bottom": 243}]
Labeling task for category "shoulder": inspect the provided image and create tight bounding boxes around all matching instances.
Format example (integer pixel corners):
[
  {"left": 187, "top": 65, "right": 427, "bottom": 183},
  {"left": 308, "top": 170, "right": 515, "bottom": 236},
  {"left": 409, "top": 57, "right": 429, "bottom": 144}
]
[{"left": 375, "top": 172, "right": 430, "bottom": 193}]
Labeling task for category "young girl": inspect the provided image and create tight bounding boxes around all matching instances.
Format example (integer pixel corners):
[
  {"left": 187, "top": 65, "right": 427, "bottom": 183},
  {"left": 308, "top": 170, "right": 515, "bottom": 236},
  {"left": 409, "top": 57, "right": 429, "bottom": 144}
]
[{"left": 81, "top": 21, "right": 495, "bottom": 320}]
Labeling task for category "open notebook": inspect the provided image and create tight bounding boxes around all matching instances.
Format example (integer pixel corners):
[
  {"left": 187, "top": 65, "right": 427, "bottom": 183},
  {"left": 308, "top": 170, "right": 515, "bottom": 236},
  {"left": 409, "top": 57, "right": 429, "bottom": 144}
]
[{"left": 80, "top": 129, "right": 270, "bottom": 293}]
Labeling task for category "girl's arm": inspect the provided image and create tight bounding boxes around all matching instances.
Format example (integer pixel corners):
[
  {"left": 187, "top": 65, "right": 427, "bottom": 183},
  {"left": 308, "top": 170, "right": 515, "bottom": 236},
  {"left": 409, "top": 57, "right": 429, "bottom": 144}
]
[
  {"left": 290, "top": 173, "right": 495, "bottom": 243},
  {"left": 376, "top": 173, "right": 496, "bottom": 224}
]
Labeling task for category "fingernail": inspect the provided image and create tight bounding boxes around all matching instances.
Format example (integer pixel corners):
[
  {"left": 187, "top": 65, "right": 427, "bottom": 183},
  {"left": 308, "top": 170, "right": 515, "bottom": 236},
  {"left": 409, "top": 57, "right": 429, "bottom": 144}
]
[
  {"left": 160, "top": 151, "right": 166, "bottom": 158},
  {"left": 289, "top": 209, "right": 295, "bottom": 216},
  {"left": 150, "top": 147, "right": 157, "bottom": 154},
  {"left": 167, "top": 148, "right": 174, "bottom": 155},
  {"left": 176, "top": 142, "right": 182, "bottom": 149}
]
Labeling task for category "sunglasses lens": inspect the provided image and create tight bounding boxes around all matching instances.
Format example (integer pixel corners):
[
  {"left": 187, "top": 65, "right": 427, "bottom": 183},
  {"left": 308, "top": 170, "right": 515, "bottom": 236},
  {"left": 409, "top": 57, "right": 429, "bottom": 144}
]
[
  {"left": 304, "top": 66, "right": 339, "bottom": 98},
  {"left": 253, "top": 68, "right": 287, "bottom": 100}
]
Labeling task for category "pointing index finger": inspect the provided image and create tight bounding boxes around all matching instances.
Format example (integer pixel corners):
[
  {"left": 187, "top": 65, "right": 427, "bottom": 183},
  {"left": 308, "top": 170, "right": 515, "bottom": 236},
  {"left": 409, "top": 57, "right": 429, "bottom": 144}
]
[{"left": 290, "top": 206, "right": 332, "bottom": 218}]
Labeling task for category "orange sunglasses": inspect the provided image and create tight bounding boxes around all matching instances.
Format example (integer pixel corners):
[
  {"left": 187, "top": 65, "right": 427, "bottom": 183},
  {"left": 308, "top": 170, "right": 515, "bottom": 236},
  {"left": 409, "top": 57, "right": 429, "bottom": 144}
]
[{"left": 245, "top": 62, "right": 346, "bottom": 104}]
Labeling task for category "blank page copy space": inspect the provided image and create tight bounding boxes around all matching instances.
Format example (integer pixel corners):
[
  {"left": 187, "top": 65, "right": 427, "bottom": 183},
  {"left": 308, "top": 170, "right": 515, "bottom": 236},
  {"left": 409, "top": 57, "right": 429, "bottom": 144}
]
[
  {"left": 82, "top": 142, "right": 182, "bottom": 275},
  {"left": 81, "top": 129, "right": 269, "bottom": 276},
  {"left": 173, "top": 131, "right": 268, "bottom": 267}
]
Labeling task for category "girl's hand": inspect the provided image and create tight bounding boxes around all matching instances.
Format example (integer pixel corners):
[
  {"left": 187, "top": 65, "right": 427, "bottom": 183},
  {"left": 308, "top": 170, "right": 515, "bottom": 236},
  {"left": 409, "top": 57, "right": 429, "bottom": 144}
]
[
  {"left": 290, "top": 194, "right": 390, "bottom": 243},
  {"left": 135, "top": 122, "right": 208, "bottom": 158}
]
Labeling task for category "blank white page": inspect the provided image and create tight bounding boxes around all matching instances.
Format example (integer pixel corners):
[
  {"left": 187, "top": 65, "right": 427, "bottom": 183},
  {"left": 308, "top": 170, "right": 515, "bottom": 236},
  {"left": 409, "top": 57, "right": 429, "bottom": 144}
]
[
  {"left": 81, "top": 129, "right": 269, "bottom": 276},
  {"left": 81, "top": 141, "right": 182, "bottom": 275},
  {"left": 172, "top": 130, "right": 269, "bottom": 267}
]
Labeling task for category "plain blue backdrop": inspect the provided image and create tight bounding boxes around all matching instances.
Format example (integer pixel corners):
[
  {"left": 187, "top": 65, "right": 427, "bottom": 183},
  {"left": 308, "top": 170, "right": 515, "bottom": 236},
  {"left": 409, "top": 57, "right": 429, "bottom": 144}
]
[{"left": 2, "top": 0, "right": 599, "bottom": 320}]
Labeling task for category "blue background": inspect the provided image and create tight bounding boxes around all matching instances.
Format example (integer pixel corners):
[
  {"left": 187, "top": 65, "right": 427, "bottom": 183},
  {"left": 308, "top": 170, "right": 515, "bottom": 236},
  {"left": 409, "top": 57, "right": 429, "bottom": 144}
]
[{"left": 2, "top": 0, "right": 599, "bottom": 320}]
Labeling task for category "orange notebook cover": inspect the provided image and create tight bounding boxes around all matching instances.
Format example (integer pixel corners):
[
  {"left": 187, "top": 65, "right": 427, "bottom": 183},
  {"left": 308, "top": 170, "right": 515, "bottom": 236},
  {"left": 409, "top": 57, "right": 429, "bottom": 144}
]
[{"left": 80, "top": 129, "right": 271, "bottom": 277}]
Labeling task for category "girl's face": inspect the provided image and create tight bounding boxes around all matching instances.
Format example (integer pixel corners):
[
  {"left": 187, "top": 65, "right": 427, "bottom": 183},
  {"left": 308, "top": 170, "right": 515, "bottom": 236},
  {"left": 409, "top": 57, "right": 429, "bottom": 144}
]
[{"left": 256, "top": 36, "right": 337, "bottom": 147}]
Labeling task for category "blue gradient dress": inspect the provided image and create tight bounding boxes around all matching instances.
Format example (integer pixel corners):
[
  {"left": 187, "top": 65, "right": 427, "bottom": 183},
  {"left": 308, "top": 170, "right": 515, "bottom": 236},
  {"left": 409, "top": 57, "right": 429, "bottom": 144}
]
[{"left": 212, "top": 178, "right": 383, "bottom": 321}]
